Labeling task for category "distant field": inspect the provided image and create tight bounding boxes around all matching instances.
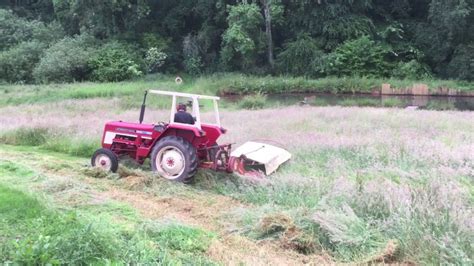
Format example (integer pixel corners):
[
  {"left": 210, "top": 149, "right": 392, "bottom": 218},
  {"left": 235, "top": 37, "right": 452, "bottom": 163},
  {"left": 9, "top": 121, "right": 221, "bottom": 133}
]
[
  {"left": 1, "top": 87, "right": 473, "bottom": 264},
  {"left": 1, "top": 74, "right": 473, "bottom": 107}
]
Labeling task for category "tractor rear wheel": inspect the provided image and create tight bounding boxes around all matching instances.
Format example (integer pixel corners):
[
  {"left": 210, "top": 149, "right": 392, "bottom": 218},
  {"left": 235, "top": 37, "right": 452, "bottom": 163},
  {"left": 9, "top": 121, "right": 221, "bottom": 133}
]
[
  {"left": 91, "top": 148, "right": 119, "bottom": 173},
  {"left": 150, "top": 136, "right": 198, "bottom": 183}
]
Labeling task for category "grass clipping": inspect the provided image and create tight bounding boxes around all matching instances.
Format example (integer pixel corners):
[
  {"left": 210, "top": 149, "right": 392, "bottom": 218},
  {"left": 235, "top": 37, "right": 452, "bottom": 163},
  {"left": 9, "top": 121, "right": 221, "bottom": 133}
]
[{"left": 257, "top": 213, "right": 317, "bottom": 255}]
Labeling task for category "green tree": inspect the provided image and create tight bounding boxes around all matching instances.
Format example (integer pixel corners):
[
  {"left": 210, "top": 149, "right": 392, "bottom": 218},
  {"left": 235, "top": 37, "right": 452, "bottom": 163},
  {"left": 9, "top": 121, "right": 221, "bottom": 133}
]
[
  {"left": 52, "top": 0, "right": 150, "bottom": 37},
  {"left": 0, "top": 9, "right": 63, "bottom": 50},
  {"left": 220, "top": 2, "right": 264, "bottom": 71}
]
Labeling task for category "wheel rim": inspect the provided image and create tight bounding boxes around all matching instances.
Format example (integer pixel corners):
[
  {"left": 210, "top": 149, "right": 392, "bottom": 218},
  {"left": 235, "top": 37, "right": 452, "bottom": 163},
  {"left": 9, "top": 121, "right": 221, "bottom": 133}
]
[
  {"left": 94, "top": 154, "right": 112, "bottom": 171},
  {"left": 156, "top": 146, "right": 185, "bottom": 180}
]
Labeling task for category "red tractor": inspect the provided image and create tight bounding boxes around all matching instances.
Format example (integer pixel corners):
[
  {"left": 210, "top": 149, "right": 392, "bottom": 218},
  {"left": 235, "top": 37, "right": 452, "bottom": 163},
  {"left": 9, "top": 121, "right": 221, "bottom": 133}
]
[{"left": 91, "top": 90, "right": 291, "bottom": 183}]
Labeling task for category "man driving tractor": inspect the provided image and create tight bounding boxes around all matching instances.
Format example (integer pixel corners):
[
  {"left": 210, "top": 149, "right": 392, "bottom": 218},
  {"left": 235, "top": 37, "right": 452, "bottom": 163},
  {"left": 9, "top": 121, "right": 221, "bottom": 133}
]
[{"left": 174, "top": 103, "right": 195, "bottom": 125}]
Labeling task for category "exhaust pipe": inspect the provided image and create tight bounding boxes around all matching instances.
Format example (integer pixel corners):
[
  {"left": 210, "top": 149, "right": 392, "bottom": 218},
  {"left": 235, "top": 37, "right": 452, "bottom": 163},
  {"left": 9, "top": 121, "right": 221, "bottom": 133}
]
[{"left": 139, "top": 90, "right": 148, "bottom": 124}]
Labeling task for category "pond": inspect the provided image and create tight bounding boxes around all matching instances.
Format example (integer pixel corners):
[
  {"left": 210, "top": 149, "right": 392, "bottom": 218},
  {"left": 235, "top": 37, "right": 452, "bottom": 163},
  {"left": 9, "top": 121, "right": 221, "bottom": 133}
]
[{"left": 224, "top": 93, "right": 474, "bottom": 111}]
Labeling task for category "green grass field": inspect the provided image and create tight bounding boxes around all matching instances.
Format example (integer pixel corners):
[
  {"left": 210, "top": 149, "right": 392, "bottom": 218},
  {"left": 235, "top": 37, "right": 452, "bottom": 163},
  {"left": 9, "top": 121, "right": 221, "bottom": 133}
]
[{"left": 0, "top": 77, "right": 473, "bottom": 264}]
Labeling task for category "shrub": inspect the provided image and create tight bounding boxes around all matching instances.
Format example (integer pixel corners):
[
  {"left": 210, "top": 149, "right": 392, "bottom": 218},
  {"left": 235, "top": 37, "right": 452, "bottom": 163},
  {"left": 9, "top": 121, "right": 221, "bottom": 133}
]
[
  {"left": 33, "top": 34, "right": 97, "bottom": 83},
  {"left": 325, "top": 36, "right": 393, "bottom": 77},
  {"left": 0, "top": 41, "right": 47, "bottom": 83},
  {"left": 89, "top": 41, "right": 144, "bottom": 82},
  {"left": 276, "top": 34, "right": 325, "bottom": 77},
  {"left": 238, "top": 93, "right": 267, "bottom": 109},
  {"left": 145, "top": 47, "right": 167, "bottom": 73},
  {"left": 184, "top": 57, "right": 203, "bottom": 75},
  {"left": 391, "top": 60, "right": 432, "bottom": 80}
]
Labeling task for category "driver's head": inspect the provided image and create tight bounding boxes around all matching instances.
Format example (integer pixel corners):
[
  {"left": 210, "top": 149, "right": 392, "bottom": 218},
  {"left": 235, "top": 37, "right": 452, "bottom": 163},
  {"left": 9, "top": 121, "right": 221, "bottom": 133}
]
[{"left": 177, "top": 103, "right": 187, "bottom": 112}]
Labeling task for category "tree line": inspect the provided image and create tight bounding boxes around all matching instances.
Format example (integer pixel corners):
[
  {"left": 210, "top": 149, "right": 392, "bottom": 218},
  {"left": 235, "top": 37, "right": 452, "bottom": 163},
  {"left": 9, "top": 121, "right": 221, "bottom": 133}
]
[{"left": 0, "top": 0, "right": 473, "bottom": 84}]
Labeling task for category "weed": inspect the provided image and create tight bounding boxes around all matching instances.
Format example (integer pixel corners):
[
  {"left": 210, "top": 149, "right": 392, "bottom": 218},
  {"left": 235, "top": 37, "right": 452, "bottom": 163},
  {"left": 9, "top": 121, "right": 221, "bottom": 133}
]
[{"left": 238, "top": 93, "right": 267, "bottom": 109}]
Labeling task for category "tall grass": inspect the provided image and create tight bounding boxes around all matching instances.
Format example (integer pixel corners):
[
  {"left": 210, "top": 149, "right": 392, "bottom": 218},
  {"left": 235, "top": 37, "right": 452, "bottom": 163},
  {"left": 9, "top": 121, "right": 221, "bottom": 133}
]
[{"left": 0, "top": 127, "right": 98, "bottom": 157}]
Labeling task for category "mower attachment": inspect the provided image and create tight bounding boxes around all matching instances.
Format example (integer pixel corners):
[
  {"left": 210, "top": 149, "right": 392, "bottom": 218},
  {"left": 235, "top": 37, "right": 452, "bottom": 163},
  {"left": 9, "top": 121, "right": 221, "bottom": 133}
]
[{"left": 229, "top": 141, "right": 291, "bottom": 176}]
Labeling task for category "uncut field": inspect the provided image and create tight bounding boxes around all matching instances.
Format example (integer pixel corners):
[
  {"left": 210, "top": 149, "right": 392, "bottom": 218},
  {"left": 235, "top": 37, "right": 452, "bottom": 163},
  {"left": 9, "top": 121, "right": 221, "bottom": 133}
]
[{"left": 0, "top": 80, "right": 473, "bottom": 264}]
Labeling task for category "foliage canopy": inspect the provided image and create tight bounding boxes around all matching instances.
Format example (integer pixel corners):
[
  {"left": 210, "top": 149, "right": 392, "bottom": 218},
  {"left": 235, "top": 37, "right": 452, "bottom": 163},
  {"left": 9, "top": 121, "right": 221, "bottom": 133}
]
[{"left": 0, "top": 0, "right": 473, "bottom": 83}]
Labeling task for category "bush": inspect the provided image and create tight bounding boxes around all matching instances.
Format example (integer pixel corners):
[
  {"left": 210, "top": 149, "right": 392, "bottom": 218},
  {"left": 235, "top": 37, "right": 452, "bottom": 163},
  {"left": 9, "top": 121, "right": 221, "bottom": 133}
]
[
  {"left": 145, "top": 47, "right": 167, "bottom": 73},
  {"left": 276, "top": 34, "right": 325, "bottom": 77},
  {"left": 89, "top": 41, "right": 144, "bottom": 82},
  {"left": 184, "top": 57, "right": 203, "bottom": 75},
  {"left": 33, "top": 35, "right": 97, "bottom": 83},
  {"left": 391, "top": 60, "right": 432, "bottom": 80},
  {"left": 325, "top": 36, "right": 393, "bottom": 77},
  {"left": 0, "top": 41, "right": 47, "bottom": 83}
]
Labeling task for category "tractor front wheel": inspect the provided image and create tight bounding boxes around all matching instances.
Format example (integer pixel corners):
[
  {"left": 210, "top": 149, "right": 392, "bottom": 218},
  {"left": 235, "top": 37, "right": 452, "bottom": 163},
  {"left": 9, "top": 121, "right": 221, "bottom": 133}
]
[
  {"left": 151, "top": 136, "right": 198, "bottom": 183},
  {"left": 91, "top": 148, "right": 119, "bottom": 172}
]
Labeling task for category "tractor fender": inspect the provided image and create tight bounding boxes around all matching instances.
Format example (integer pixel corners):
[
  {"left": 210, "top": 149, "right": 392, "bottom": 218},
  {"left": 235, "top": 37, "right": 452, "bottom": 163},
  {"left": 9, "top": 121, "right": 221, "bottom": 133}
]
[
  {"left": 151, "top": 124, "right": 205, "bottom": 151},
  {"left": 163, "top": 123, "right": 204, "bottom": 137}
]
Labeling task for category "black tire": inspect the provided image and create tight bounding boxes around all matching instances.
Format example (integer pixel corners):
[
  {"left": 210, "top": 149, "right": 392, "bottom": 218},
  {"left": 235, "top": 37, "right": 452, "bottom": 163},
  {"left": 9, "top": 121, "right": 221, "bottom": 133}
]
[
  {"left": 150, "top": 136, "right": 198, "bottom": 183},
  {"left": 91, "top": 148, "right": 119, "bottom": 173}
]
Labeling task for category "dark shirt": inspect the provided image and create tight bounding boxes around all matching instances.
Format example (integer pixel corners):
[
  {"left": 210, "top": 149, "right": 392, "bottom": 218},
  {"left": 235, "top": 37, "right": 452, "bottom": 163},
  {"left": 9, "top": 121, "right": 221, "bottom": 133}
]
[{"left": 174, "top": 111, "right": 195, "bottom": 125}]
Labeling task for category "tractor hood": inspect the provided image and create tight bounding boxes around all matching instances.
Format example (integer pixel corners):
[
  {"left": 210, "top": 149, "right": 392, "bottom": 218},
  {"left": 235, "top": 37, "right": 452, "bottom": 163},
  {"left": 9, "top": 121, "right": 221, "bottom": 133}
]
[{"left": 230, "top": 141, "right": 291, "bottom": 175}]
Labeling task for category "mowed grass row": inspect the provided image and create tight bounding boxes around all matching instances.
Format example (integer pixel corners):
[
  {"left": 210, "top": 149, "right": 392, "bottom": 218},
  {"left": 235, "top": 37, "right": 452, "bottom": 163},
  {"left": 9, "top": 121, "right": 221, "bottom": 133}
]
[
  {"left": 0, "top": 159, "right": 216, "bottom": 265},
  {"left": 1, "top": 73, "right": 473, "bottom": 107}
]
